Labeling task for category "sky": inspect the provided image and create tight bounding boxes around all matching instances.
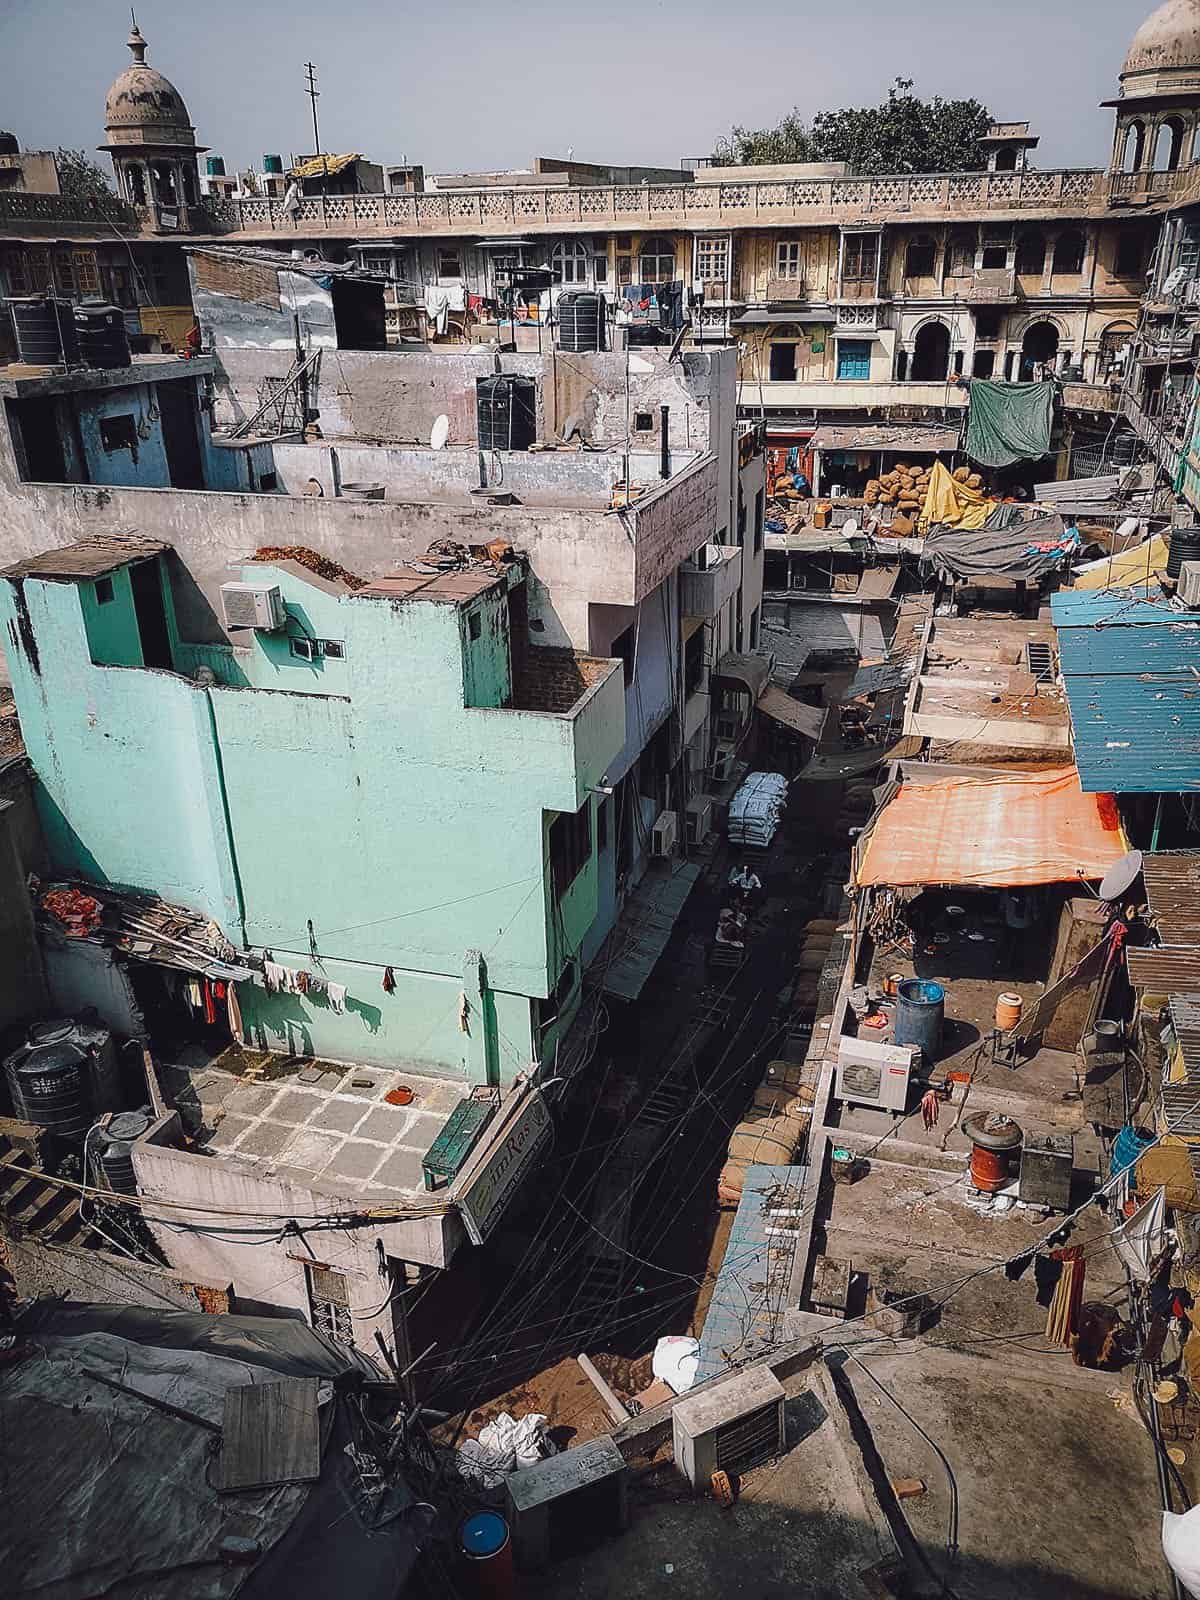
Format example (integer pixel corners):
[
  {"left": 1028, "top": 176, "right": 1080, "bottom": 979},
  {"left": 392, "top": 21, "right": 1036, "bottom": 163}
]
[{"left": 0, "top": 0, "right": 1149, "bottom": 178}]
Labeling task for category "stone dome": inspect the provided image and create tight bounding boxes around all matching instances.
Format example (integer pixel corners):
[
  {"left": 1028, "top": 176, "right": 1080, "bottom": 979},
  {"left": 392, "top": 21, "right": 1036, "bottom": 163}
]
[
  {"left": 103, "top": 24, "right": 195, "bottom": 146},
  {"left": 1120, "top": 0, "right": 1200, "bottom": 98}
]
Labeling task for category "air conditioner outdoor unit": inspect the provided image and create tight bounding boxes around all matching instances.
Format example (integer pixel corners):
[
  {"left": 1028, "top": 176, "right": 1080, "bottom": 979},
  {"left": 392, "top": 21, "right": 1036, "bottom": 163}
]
[
  {"left": 220, "top": 581, "right": 286, "bottom": 632},
  {"left": 651, "top": 810, "right": 678, "bottom": 857},
  {"left": 1180, "top": 561, "right": 1200, "bottom": 607},
  {"left": 673, "top": 1367, "right": 786, "bottom": 1489},
  {"left": 685, "top": 796, "right": 714, "bottom": 845},
  {"left": 836, "top": 1036, "right": 918, "bottom": 1113}
]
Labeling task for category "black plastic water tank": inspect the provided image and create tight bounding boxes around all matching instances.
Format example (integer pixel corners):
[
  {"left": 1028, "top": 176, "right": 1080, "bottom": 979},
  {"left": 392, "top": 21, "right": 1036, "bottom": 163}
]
[
  {"left": 557, "top": 292, "right": 606, "bottom": 353},
  {"left": 100, "top": 1109, "right": 153, "bottom": 1194},
  {"left": 28, "top": 1015, "right": 120, "bottom": 1110},
  {"left": 10, "top": 296, "right": 80, "bottom": 367},
  {"left": 5, "top": 1041, "right": 91, "bottom": 1141},
  {"left": 73, "top": 303, "right": 131, "bottom": 370},
  {"left": 1168, "top": 526, "right": 1200, "bottom": 580},
  {"left": 0, "top": 131, "right": 19, "bottom": 157},
  {"left": 477, "top": 375, "right": 537, "bottom": 452}
]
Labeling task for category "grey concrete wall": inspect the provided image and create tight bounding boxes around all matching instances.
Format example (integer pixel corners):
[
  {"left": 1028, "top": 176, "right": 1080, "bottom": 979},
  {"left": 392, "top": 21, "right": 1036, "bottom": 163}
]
[
  {"left": 206, "top": 345, "right": 732, "bottom": 460},
  {"left": 3, "top": 1233, "right": 232, "bottom": 1316}
]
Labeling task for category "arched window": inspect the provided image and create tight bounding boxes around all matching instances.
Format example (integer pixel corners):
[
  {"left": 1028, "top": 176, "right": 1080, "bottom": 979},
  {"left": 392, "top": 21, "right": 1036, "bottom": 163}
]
[
  {"left": 638, "top": 235, "right": 676, "bottom": 285},
  {"left": 1052, "top": 230, "right": 1085, "bottom": 275},
  {"left": 1015, "top": 230, "right": 1046, "bottom": 276},
  {"left": 1021, "top": 319, "right": 1059, "bottom": 379},
  {"left": 124, "top": 163, "right": 146, "bottom": 206},
  {"left": 1122, "top": 121, "right": 1145, "bottom": 173},
  {"left": 904, "top": 234, "right": 937, "bottom": 279},
  {"left": 1155, "top": 117, "right": 1186, "bottom": 171},
  {"left": 181, "top": 163, "right": 198, "bottom": 207},
  {"left": 551, "top": 239, "right": 588, "bottom": 285},
  {"left": 994, "top": 147, "right": 1018, "bottom": 172},
  {"left": 911, "top": 320, "right": 950, "bottom": 382}
]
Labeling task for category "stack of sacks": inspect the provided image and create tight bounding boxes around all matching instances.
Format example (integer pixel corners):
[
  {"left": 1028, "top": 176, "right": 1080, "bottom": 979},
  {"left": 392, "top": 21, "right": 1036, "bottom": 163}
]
[{"left": 728, "top": 772, "right": 788, "bottom": 849}]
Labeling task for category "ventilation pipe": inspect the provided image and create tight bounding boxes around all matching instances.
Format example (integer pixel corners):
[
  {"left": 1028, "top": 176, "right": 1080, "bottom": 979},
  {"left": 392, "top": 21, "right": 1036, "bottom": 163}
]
[{"left": 659, "top": 404, "right": 671, "bottom": 479}]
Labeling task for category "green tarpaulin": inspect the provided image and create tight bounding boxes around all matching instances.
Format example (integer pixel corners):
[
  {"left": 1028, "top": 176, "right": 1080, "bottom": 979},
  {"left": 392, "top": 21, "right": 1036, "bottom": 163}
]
[{"left": 965, "top": 380, "right": 1055, "bottom": 469}]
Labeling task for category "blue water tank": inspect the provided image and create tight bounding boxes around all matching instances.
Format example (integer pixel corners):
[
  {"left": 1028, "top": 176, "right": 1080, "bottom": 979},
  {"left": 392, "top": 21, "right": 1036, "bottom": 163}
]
[{"left": 893, "top": 979, "right": 945, "bottom": 1061}]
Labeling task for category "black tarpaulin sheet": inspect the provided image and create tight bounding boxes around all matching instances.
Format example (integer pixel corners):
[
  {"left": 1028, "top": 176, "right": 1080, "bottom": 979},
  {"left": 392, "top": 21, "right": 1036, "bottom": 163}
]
[
  {"left": 965, "top": 380, "right": 1055, "bottom": 468},
  {"left": 923, "top": 509, "right": 1068, "bottom": 581}
]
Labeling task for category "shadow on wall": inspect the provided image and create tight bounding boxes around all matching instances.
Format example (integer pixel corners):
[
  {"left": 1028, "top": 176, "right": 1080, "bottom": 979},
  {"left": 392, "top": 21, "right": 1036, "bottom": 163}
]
[
  {"left": 164, "top": 549, "right": 233, "bottom": 648},
  {"left": 36, "top": 789, "right": 107, "bottom": 883}
]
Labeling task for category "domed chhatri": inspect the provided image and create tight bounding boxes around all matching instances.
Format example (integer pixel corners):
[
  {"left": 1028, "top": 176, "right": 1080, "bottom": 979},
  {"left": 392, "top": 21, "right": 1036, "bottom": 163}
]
[
  {"left": 1107, "top": 0, "right": 1200, "bottom": 176},
  {"left": 1119, "top": 0, "right": 1200, "bottom": 100},
  {"left": 99, "top": 21, "right": 205, "bottom": 216},
  {"left": 103, "top": 23, "right": 194, "bottom": 141}
]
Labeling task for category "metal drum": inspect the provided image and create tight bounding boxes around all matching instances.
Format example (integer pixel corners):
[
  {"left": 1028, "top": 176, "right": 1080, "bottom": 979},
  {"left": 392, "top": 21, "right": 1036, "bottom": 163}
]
[
  {"left": 457, "top": 1511, "right": 514, "bottom": 1598},
  {"left": 893, "top": 979, "right": 945, "bottom": 1061}
]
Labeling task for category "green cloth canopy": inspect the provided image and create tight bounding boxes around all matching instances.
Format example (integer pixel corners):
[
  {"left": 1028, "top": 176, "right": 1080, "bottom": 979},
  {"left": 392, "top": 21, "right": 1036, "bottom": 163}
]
[{"left": 965, "top": 380, "right": 1055, "bottom": 469}]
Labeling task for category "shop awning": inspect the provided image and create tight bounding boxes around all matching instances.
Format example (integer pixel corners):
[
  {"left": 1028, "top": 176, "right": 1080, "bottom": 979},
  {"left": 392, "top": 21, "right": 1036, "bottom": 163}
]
[
  {"left": 853, "top": 765, "right": 1128, "bottom": 888},
  {"left": 757, "top": 685, "right": 826, "bottom": 740},
  {"left": 732, "top": 308, "right": 836, "bottom": 326},
  {"left": 808, "top": 425, "right": 961, "bottom": 454},
  {"left": 712, "top": 652, "right": 772, "bottom": 700}
]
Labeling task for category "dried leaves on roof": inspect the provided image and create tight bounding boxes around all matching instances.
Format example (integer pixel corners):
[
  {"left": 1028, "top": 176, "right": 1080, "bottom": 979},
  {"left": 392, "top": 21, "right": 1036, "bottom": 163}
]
[{"left": 253, "top": 546, "right": 366, "bottom": 589}]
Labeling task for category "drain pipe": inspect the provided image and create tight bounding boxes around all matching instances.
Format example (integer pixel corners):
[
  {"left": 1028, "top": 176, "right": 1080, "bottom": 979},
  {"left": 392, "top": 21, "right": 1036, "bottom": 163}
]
[{"left": 659, "top": 404, "right": 671, "bottom": 479}]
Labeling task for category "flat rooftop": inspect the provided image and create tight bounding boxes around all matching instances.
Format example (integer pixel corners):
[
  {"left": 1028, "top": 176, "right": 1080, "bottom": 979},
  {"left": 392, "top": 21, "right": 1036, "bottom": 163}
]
[
  {"left": 161, "top": 1048, "right": 468, "bottom": 1199},
  {"left": 905, "top": 615, "right": 1071, "bottom": 757},
  {"left": 0, "top": 352, "right": 215, "bottom": 398}
]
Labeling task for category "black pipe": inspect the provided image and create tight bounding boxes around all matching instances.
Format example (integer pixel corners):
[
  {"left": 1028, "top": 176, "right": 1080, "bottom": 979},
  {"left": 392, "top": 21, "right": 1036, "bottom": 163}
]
[{"left": 659, "top": 404, "right": 670, "bottom": 479}]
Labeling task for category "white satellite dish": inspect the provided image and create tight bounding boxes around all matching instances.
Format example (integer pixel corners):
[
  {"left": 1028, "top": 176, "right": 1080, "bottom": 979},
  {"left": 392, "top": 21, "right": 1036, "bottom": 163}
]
[
  {"left": 430, "top": 414, "right": 449, "bottom": 450},
  {"left": 1099, "top": 849, "right": 1144, "bottom": 903}
]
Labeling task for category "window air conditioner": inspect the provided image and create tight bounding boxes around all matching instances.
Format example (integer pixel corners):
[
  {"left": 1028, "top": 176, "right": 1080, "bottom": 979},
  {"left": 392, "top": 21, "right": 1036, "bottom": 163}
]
[
  {"left": 685, "top": 796, "right": 713, "bottom": 845},
  {"left": 651, "top": 810, "right": 678, "bottom": 857},
  {"left": 711, "top": 744, "right": 736, "bottom": 784},
  {"left": 219, "top": 582, "right": 286, "bottom": 632},
  {"left": 1180, "top": 561, "right": 1200, "bottom": 608},
  {"left": 836, "top": 1036, "right": 918, "bottom": 1113}
]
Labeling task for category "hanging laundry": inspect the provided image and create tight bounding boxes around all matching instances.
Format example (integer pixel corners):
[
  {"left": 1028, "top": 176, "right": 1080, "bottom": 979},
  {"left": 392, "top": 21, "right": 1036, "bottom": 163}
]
[
  {"left": 382, "top": 967, "right": 396, "bottom": 994},
  {"left": 327, "top": 982, "right": 347, "bottom": 1015},
  {"left": 185, "top": 978, "right": 203, "bottom": 1013},
  {"left": 423, "top": 285, "right": 451, "bottom": 335},
  {"left": 307, "top": 974, "right": 328, "bottom": 998},
  {"left": 296, "top": 970, "right": 310, "bottom": 995},
  {"left": 201, "top": 978, "right": 218, "bottom": 1027},
  {"left": 227, "top": 982, "right": 244, "bottom": 1045},
  {"left": 212, "top": 980, "right": 227, "bottom": 1001},
  {"left": 263, "top": 960, "right": 286, "bottom": 994},
  {"left": 280, "top": 967, "right": 303, "bottom": 996}
]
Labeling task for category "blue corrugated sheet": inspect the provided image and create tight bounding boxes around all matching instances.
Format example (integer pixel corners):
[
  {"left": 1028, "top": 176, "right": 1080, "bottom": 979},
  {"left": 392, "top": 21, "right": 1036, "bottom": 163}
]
[
  {"left": 695, "top": 1164, "right": 807, "bottom": 1383},
  {"left": 1052, "top": 591, "right": 1200, "bottom": 792}
]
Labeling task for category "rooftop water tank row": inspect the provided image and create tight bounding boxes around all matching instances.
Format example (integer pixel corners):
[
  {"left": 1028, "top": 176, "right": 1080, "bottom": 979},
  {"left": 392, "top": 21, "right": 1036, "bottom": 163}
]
[
  {"left": 9, "top": 297, "right": 130, "bottom": 370},
  {"left": 4, "top": 1015, "right": 120, "bottom": 1145}
]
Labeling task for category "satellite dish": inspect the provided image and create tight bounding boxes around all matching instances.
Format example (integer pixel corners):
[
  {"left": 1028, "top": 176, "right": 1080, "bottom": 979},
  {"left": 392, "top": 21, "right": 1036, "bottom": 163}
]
[
  {"left": 1099, "top": 849, "right": 1144, "bottom": 903},
  {"left": 430, "top": 414, "right": 449, "bottom": 450}
]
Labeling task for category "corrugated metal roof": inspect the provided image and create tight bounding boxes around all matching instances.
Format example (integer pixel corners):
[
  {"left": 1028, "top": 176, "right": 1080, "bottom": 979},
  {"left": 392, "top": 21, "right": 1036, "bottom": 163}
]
[
  {"left": 1144, "top": 852, "right": 1200, "bottom": 943},
  {"left": 1053, "top": 593, "right": 1200, "bottom": 792},
  {"left": 1127, "top": 947, "right": 1200, "bottom": 990}
]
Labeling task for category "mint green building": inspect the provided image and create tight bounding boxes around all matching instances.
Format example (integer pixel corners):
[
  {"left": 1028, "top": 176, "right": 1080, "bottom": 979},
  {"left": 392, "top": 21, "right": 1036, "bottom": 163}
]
[{"left": 2, "top": 534, "right": 624, "bottom": 1086}]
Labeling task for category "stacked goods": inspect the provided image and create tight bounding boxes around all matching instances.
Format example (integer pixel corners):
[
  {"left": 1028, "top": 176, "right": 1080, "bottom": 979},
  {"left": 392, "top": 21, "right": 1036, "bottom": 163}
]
[
  {"left": 718, "top": 1097, "right": 812, "bottom": 1206},
  {"left": 728, "top": 772, "right": 788, "bottom": 850},
  {"left": 793, "top": 915, "right": 836, "bottom": 1013},
  {"left": 863, "top": 461, "right": 935, "bottom": 512},
  {"left": 953, "top": 466, "right": 984, "bottom": 490}
]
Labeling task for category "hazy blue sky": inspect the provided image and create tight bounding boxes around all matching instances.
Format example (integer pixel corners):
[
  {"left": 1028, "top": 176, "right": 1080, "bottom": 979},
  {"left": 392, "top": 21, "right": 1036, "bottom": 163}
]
[{"left": 0, "top": 0, "right": 1148, "bottom": 177}]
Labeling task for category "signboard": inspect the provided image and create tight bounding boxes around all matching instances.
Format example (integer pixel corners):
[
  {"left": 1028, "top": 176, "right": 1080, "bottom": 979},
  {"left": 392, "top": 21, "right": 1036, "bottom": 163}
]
[{"left": 456, "top": 1089, "right": 552, "bottom": 1246}]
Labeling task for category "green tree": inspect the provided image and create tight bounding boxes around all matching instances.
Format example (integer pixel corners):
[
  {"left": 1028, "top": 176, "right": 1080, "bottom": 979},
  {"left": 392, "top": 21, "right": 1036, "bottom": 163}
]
[
  {"left": 54, "top": 147, "right": 115, "bottom": 200},
  {"left": 713, "top": 79, "right": 991, "bottom": 175}
]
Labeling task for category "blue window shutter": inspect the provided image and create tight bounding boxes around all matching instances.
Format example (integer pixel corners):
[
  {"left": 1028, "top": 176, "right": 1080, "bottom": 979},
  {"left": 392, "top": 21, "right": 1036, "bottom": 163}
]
[{"left": 837, "top": 339, "right": 871, "bottom": 380}]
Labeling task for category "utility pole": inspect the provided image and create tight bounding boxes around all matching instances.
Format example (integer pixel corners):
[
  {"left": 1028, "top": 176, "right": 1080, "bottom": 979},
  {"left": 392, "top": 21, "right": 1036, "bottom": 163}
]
[{"left": 303, "top": 62, "right": 327, "bottom": 190}]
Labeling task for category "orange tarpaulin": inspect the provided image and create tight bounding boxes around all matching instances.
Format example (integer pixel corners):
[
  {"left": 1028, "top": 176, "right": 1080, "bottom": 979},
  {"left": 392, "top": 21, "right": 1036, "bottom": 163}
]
[{"left": 854, "top": 766, "right": 1127, "bottom": 888}]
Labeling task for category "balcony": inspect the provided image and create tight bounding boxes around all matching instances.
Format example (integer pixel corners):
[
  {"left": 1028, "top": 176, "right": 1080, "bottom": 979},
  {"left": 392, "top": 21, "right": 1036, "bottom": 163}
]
[
  {"left": 738, "top": 379, "right": 968, "bottom": 411},
  {"left": 963, "top": 267, "right": 1017, "bottom": 303},
  {"left": 835, "top": 302, "right": 887, "bottom": 332},
  {"left": 681, "top": 544, "right": 743, "bottom": 619},
  {"left": 194, "top": 168, "right": 1113, "bottom": 243}
]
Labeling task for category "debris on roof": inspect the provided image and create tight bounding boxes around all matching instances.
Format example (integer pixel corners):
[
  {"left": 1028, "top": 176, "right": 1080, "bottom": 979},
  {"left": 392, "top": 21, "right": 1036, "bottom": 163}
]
[
  {"left": 253, "top": 545, "right": 367, "bottom": 589},
  {"left": 288, "top": 152, "right": 363, "bottom": 180},
  {"left": 3, "top": 532, "right": 168, "bottom": 583}
]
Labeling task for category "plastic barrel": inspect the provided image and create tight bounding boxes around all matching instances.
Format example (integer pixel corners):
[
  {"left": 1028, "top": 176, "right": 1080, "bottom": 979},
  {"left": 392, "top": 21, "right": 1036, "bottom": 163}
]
[
  {"left": 1111, "top": 1123, "right": 1153, "bottom": 1179},
  {"left": 1168, "top": 526, "right": 1200, "bottom": 580},
  {"left": 457, "top": 1512, "right": 514, "bottom": 1599},
  {"left": 893, "top": 979, "right": 945, "bottom": 1059},
  {"left": 995, "top": 992, "right": 1023, "bottom": 1032}
]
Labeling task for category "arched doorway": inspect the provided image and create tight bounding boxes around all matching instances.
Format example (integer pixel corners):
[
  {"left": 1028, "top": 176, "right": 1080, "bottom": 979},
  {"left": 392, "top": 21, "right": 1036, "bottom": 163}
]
[
  {"left": 1121, "top": 121, "right": 1145, "bottom": 172},
  {"left": 994, "top": 147, "right": 1018, "bottom": 172},
  {"left": 911, "top": 320, "right": 950, "bottom": 381},
  {"left": 1155, "top": 117, "right": 1186, "bottom": 171},
  {"left": 1021, "top": 320, "right": 1059, "bottom": 379}
]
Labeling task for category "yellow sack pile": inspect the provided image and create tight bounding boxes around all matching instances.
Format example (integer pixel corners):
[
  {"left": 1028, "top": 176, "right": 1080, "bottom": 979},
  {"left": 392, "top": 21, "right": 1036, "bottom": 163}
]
[{"left": 919, "top": 460, "right": 994, "bottom": 532}]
